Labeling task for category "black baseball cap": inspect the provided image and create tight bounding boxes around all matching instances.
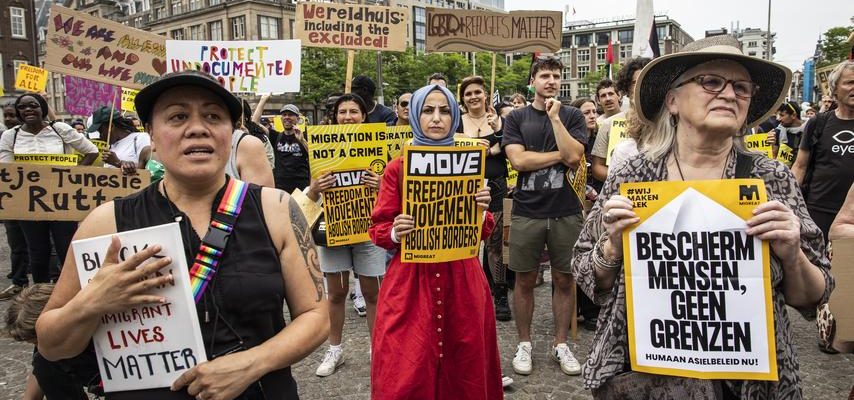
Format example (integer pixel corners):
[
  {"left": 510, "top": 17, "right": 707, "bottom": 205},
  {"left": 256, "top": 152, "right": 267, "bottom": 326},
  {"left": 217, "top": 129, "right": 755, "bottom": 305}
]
[{"left": 134, "top": 70, "right": 242, "bottom": 126}]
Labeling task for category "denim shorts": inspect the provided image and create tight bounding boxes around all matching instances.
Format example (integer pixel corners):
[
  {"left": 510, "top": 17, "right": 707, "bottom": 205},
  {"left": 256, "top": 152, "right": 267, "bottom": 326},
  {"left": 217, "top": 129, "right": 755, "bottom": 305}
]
[{"left": 318, "top": 241, "right": 387, "bottom": 277}]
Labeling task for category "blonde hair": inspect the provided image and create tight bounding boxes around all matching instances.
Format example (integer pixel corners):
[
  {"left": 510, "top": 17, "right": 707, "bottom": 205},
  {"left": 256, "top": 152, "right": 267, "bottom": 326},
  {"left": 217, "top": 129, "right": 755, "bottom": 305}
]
[
  {"left": 5, "top": 283, "right": 55, "bottom": 342},
  {"left": 641, "top": 102, "right": 747, "bottom": 162}
]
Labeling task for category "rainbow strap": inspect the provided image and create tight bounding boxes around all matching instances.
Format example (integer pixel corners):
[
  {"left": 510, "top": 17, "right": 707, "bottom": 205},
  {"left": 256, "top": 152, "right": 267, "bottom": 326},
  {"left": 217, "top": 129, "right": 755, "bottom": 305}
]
[{"left": 189, "top": 178, "right": 249, "bottom": 303}]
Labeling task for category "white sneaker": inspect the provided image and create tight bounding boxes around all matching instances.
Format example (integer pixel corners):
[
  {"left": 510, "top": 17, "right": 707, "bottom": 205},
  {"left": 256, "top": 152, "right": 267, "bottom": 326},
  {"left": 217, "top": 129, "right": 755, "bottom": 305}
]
[
  {"left": 502, "top": 375, "right": 514, "bottom": 387},
  {"left": 512, "top": 342, "right": 533, "bottom": 375},
  {"left": 315, "top": 347, "right": 344, "bottom": 377},
  {"left": 551, "top": 343, "right": 581, "bottom": 375},
  {"left": 353, "top": 295, "right": 367, "bottom": 317}
]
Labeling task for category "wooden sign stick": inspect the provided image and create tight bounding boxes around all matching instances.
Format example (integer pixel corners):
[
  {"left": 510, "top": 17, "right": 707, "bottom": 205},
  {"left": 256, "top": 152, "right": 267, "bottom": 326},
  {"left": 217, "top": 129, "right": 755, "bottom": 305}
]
[
  {"left": 345, "top": 50, "right": 356, "bottom": 93},
  {"left": 490, "top": 52, "right": 497, "bottom": 97},
  {"left": 105, "top": 89, "right": 120, "bottom": 146}
]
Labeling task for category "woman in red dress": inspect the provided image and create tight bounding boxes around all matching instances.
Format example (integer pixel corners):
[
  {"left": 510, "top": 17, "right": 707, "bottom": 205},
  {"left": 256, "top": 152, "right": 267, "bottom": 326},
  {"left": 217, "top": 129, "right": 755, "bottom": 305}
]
[{"left": 369, "top": 84, "right": 503, "bottom": 399}]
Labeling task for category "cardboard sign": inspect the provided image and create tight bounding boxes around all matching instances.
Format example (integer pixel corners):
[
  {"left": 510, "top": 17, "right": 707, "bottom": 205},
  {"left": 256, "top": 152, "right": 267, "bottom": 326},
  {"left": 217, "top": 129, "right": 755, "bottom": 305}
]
[
  {"left": 828, "top": 237, "right": 854, "bottom": 342},
  {"left": 744, "top": 133, "right": 773, "bottom": 158},
  {"left": 121, "top": 87, "right": 138, "bottom": 112},
  {"left": 425, "top": 9, "right": 562, "bottom": 53},
  {"left": 306, "top": 123, "right": 388, "bottom": 178},
  {"left": 13, "top": 154, "right": 79, "bottom": 166},
  {"left": 322, "top": 170, "right": 377, "bottom": 246},
  {"left": 15, "top": 64, "right": 49, "bottom": 92},
  {"left": 605, "top": 117, "right": 629, "bottom": 166},
  {"left": 0, "top": 163, "right": 150, "bottom": 221},
  {"left": 386, "top": 126, "right": 414, "bottom": 160},
  {"left": 620, "top": 179, "right": 776, "bottom": 381},
  {"left": 295, "top": 3, "right": 409, "bottom": 52},
  {"left": 45, "top": 5, "right": 166, "bottom": 89},
  {"left": 72, "top": 223, "right": 206, "bottom": 392},
  {"left": 506, "top": 158, "right": 518, "bottom": 188},
  {"left": 776, "top": 144, "right": 795, "bottom": 167},
  {"left": 568, "top": 154, "right": 587, "bottom": 203},
  {"left": 402, "top": 146, "right": 485, "bottom": 263},
  {"left": 64, "top": 76, "right": 121, "bottom": 116},
  {"left": 816, "top": 63, "right": 839, "bottom": 96},
  {"left": 291, "top": 188, "right": 322, "bottom": 228},
  {"left": 166, "top": 40, "right": 301, "bottom": 94}
]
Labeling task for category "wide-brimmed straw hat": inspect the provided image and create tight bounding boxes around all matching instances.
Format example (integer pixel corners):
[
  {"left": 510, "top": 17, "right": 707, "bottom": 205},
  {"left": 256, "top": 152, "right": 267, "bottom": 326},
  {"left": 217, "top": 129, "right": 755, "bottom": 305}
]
[{"left": 634, "top": 35, "right": 792, "bottom": 128}]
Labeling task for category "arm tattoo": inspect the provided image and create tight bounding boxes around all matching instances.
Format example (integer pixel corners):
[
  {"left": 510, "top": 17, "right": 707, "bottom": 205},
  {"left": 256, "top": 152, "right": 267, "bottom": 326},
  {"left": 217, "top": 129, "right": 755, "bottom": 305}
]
[{"left": 288, "top": 196, "right": 324, "bottom": 302}]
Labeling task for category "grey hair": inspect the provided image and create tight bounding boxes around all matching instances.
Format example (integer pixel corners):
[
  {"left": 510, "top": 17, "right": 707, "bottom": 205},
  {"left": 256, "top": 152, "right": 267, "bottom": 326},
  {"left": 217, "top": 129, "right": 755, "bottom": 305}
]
[{"left": 828, "top": 60, "right": 854, "bottom": 102}]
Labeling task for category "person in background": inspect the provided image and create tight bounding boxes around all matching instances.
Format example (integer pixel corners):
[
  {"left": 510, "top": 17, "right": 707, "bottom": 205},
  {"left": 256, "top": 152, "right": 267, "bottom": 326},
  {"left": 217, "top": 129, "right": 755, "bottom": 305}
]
[
  {"left": 254, "top": 96, "right": 311, "bottom": 194},
  {"left": 241, "top": 99, "right": 275, "bottom": 169},
  {"left": 321, "top": 93, "right": 342, "bottom": 125},
  {"left": 0, "top": 93, "right": 98, "bottom": 299},
  {"left": 594, "top": 79, "right": 621, "bottom": 124},
  {"left": 223, "top": 101, "right": 275, "bottom": 187},
  {"left": 768, "top": 101, "right": 804, "bottom": 160},
  {"left": 510, "top": 93, "right": 527, "bottom": 110},
  {"left": 497, "top": 102, "right": 514, "bottom": 118},
  {"left": 0, "top": 105, "right": 27, "bottom": 302},
  {"left": 819, "top": 94, "right": 835, "bottom": 113},
  {"left": 352, "top": 75, "right": 396, "bottom": 126},
  {"left": 804, "top": 106, "right": 817, "bottom": 120},
  {"left": 70, "top": 120, "right": 86, "bottom": 135},
  {"left": 260, "top": 117, "right": 273, "bottom": 131},
  {"left": 2, "top": 102, "right": 17, "bottom": 130},
  {"left": 87, "top": 106, "right": 152, "bottom": 175},
  {"left": 427, "top": 72, "right": 448, "bottom": 87},
  {"left": 395, "top": 93, "right": 412, "bottom": 126}
]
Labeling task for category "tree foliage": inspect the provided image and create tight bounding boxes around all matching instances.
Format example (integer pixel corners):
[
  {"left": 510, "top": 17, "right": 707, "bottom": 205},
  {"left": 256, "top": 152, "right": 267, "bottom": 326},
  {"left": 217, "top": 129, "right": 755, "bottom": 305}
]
[{"left": 818, "top": 24, "right": 854, "bottom": 67}]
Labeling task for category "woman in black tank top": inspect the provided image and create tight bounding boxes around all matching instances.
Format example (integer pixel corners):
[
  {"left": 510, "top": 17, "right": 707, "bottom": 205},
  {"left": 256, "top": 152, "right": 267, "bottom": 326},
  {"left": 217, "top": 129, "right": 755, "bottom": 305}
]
[{"left": 35, "top": 70, "right": 329, "bottom": 400}]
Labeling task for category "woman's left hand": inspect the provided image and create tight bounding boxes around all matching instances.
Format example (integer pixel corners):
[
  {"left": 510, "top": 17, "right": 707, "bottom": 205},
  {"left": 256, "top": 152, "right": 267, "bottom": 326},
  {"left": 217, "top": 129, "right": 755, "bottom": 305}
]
[
  {"left": 487, "top": 111, "right": 499, "bottom": 131},
  {"left": 102, "top": 151, "right": 120, "bottom": 167},
  {"left": 746, "top": 200, "right": 801, "bottom": 260},
  {"left": 119, "top": 161, "right": 137, "bottom": 175},
  {"left": 475, "top": 185, "right": 491, "bottom": 210},
  {"left": 363, "top": 170, "right": 381, "bottom": 190},
  {"left": 171, "top": 351, "right": 261, "bottom": 400}
]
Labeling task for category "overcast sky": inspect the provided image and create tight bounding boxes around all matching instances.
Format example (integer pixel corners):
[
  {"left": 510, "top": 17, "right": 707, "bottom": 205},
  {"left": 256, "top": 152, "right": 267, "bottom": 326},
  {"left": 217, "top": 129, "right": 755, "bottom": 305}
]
[{"left": 505, "top": 0, "right": 853, "bottom": 71}]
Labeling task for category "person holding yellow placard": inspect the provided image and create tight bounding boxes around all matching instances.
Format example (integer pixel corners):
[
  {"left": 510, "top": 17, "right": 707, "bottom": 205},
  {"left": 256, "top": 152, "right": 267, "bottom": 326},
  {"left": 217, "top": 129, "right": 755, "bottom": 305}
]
[
  {"left": 571, "top": 36, "right": 833, "bottom": 399},
  {"left": 88, "top": 106, "right": 152, "bottom": 175},
  {"left": 768, "top": 101, "right": 803, "bottom": 166}
]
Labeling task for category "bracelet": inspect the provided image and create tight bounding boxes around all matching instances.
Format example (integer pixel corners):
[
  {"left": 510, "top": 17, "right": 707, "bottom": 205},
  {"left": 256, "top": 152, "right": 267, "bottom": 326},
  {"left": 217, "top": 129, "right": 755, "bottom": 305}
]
[{"left": 594, "top": 235, "right": 622, "bottom": 270}]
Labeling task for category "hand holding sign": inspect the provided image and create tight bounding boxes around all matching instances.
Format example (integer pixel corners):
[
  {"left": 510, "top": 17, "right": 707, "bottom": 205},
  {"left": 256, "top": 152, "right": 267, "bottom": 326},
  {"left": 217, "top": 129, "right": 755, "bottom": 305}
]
[
  {"left": 308, "top": 171, "right": 336, "bottom": 197},
  {"left": 171, "top": 351, "right": 260, "bottom": 400},
  {"left": 393, "top": 214, "right": 416, "bottom": 242},
  {"left": 746, "top": 200, "right": 801, "bottom": 261},
  {"left": 765, "top": 131, "right": 776, "bottom": 146},
  {"left": 475, "top": 184, "right": 491, "bottom": 211},
  {"left": 363, "top": 170, "right": 381, "bottom": 190},
  {"left": 602, "top": 195, "right": 640, "bottom": 260}
]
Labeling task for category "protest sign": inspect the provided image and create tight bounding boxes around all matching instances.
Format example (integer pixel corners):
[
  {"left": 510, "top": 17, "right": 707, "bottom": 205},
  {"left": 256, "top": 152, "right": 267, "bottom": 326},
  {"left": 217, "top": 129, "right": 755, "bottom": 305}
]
[
  {"left": 64, "top": 76, "right": 121, "bottom": 116},
  {"left": 13, "top": 154, "right": 79, "bottom": 166},
  {"left": 568, "top": 154, "right": 587, "bottom": 203},
  {"left": 506, "top": 159, "right": 518, "bottom": 188},
  {"left": 0, "top": 163, "right": 150, "bottom": 221},
  {"left": 620, "top": 179, "right": 776, "bottom": 380},
  {"left": 166, "top": 40, "right": 301, "bottom": 94},
  {"left": 828, "top": 237, "right": 854, "bottom": 342},
  {"left": 15, "top": 64, "right": 49, "bottom": 92},
  {"left": 426, "top": 9, "right": 562, "bottom": 53},
  {"left": 121, "top": 87, "right": 138, "bottom": 112},
  {"left": 816, "top": 63, "right": 838, "bottom": 96},
  {"left": 402, "top": 146, "right": 486, "bottom": 263},
  {"left": 743, "top": 132, "right": 773, "bottom": 158},
  {"left": 291, "top": 188, "right": 322, "bottom": 228},
  {"left": 45, "top": 5, "right": 166, "bottom": 89},
  {"left": 386, "top": 125, "right": 414, "bottom": 160},
  {"left": 323, "top": 170, "right": 377, "bottom": 246},
  {"left": 776, "top": 144, "right": 795, "bottom": 167},
  {"left": 72, "top": 223, "right": 206, "bottom": 392},
  {"left": 606, "top": 117, "right": 629, "bottom": 166},
  {"left": 295, "top": 3, "right": 409, "bottom": 52},
  {"left": 306, "top": 123, "right": 388, "bottom": 178}
]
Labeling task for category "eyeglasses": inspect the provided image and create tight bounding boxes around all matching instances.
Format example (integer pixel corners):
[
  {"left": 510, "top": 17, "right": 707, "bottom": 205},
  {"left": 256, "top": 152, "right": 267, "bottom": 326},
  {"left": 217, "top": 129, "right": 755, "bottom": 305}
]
[
  {"left": 398, "top": 101, "right": 409, "bottom": 107},
  {"left": 16, "top": 103, "right": 40, "bottom": 111},
  {"left": 674, "top": 74, "right": 758, "bottom": 99}
]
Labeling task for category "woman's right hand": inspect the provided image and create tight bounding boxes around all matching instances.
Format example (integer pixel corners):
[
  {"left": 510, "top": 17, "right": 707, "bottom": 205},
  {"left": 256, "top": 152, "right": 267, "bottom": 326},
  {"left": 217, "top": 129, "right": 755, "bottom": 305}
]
[
  {"left": 309, "top": 172, "right": 336, "bottom": 195},
  {"left": 393, "top": 214, "right": 415, "bottom": 242},
  {"left": 766, "top": 131, "right": 776, "bottom": 146},
  {"left": 601, "top": 195, "right": 639, "bottom": 260},
  {"left": 81, "top": 236, "right": 173, "bottom": 316}
]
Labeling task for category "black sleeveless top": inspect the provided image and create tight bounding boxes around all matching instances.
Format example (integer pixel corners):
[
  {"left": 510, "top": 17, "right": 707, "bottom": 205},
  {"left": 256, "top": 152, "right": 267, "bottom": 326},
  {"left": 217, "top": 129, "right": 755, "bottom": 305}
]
[{"left": 110, "top": 178, "right": 298, "bottom": 400}]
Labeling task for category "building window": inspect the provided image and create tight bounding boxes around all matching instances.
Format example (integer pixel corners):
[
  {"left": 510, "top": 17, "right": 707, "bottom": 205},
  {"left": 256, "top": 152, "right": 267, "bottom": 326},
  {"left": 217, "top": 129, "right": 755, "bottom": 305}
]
[
  {"left": 656, "top": 25, "right": 667, "bottom": 40},
  {"left": 189, "top": 0, "right": 201, "bottom": 11},
  {"left": 11, "top": 7, "right": 27, "bottom": 38},
  {"left": 575, "top": 34, "right": 591, "bottom": 47},
  {"left": 748, "top": 51, "right": 756, "bottom": 56},
  {"left": 620, "top": 45, "right": 632, "bottom": 59},
  {"left": 416, "top": 42, "right": 425, "bottom": 54},
  {"left": 414, "top": 7, "right": 425, "bottom": 23},
  {"left": 596, "top": 32, "right": 610, "bottom": 45},
  {"left": 210, "top": 0, "right": 221, "bottom": 5},
  {"left": 597, "top": 47, "right": 607, "bottom": 62},
  {"left": 578, "top": 82, "right": 591, "bottom": 98},
  {"left": 171, "top": 0, "right": 182, "bottom": 16},
  {"left": 577, "top": 49, "right": 590, "bottom": 64},
  {"left": 171, "top": 28, "right": 184, "bottom": 40},
  {"left": 618, "top": 29, "right": 633, "bottom": 44},
  {"left": 577, "top": 66, "right": 589, "bottom": 79},
  {"left": 259, "top": 16, "right": 279, "bottom": 40},
  {"left": 748, "top": 41, "right": 757, "bottom": 47},
  {"left": 562, "top": 69, "right": 571, "bottom": 80},
  {"left": 188, "top": 24, "right": 202, "bottom": 40},
  {"left": 415, "top": 24, "right": 425, "bottom": 40},
  {"left": 155, "top": 7, "right": 165, "bottom": 19},
  {"left": 209, "top": 21, "right": 223, "bottom": 40},
  {"left": 559, "top": 84, "right": 572, "bottom": 100},
  {"left": 559, "top": 50, "right": 571, "bottom": 66},
  {"left": 231, "top": 16, "right": 245, "bottom": 39}
]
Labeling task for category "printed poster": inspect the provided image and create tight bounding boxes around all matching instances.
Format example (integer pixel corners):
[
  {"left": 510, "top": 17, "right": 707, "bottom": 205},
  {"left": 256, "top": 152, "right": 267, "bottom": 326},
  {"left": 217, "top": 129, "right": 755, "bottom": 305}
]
[
  {"left": 166, "top": 40, "right": 301, "bottom": 94},
  {"left": 306, "top": 123, "right": 388, "bottom": 178},
  {"left": 121, "top": 87, "right": 139, "bottom": 112},
  {"left": 72, "top": 223, "right": 207, "bottom": 392},
  {"left": 620, "top": 179, "right": 777, "bottom": 381},
  {"left": 386, "top": 125, "right": 413, "bottom": 160},
  {"left": 506, "top": 159, "right": 518, "bottom": 188},
  {"left": 13, "top": 154, "right": 79, "bottom": 166},
  {"left": 402, "top": 146, "right": 485, "bottom": 263},
  {"left": 743, "top": 132, "right": 773, "bottom": 158},
  {"left": 776, "top": 144, "right": 795, "bottom": 167},
  {"left": 323, "top": 170, "right": 377, "bottom": 247},
  {"left": 606, "top": 117, "right": 629, "bottom": 166},
  {"left": 568, "top": 154, "right": 587, "bottom": 202},
  {"left": 15, "top": 64, "right": 49, "bottom": 92}
]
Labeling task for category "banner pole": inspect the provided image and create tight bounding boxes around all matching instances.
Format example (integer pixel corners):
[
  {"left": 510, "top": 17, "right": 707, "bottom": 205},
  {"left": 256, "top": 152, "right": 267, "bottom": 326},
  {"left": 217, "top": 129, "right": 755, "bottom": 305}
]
[
  {"left": 106, "top": 89, "right": 119, "bottom": 146},
  {"left": 490, "top": 52, "right": 497, "bottom": 97},
  {"left": 345, "top": 50, "right": 356, "bottom": 93}
]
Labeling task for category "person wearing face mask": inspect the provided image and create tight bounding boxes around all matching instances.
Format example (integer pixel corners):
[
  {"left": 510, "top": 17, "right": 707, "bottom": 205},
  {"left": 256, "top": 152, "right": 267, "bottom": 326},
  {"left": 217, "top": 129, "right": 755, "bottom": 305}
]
[{"left": 369, "top": 84, "right": 501, "bottom": 399}]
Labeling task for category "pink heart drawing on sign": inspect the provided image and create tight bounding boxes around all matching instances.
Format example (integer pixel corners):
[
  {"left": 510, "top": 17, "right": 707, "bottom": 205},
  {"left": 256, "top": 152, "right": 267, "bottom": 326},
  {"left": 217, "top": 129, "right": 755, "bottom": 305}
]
[{"left": 151, "top": 58, "right": 166, "bottom": 75}]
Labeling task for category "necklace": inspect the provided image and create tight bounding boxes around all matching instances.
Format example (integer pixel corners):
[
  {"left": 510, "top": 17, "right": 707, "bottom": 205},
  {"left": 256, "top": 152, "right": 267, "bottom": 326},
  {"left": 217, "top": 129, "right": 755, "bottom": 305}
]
[
  {"left": 466, "top": 113, "right": 489, "bottom": 135},
  {"left": 673, "top": 149, "right": 731, "bottom": 181}
]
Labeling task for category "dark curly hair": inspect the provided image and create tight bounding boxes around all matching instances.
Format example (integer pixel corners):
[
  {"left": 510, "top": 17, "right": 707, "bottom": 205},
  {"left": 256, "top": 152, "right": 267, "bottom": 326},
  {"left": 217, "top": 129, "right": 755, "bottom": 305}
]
[{"left": 616, "top": 57, "right": 652, "bottom": 96}]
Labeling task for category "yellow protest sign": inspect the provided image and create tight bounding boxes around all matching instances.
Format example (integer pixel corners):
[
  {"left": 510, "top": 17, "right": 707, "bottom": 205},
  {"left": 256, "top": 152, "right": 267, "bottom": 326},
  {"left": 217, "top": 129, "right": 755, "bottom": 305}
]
[
  {"left": 776, "top": 144, "right": 795, "bottom": 167},
  {"left": 323, "top": 170, "right": 377, "bottom": 247},
  {"left": 14, "top": 154, "right": 78, "bottom": 166},
  {"left": 506, "top": 159, "right": 518, "bottom": 188},
  {"left": 402, "top": 146, "right": 486, "bottom": 263},
  {"left": 744, "top": 133, "right": 773, "bottom": 158},
  {"left": 121, "top": 88, "right": 138, "bottom": 112},
  {"left": 386, "top": 126, "right": 413, "bottom": 160},
  {"left": 568, "top": 154, "right": 587, "bottom": 203},
  {"left": 15, "top": 64, "right": 49, "bottom": 92},
  {"left": 306, "top": 123, "right": 388, "bottom": 178},
  {"left": 620, "top": 179, "right": 776, "bottom": 381},
  {"left": 605, "top": 117, "right": 629, "bottom": 166}
]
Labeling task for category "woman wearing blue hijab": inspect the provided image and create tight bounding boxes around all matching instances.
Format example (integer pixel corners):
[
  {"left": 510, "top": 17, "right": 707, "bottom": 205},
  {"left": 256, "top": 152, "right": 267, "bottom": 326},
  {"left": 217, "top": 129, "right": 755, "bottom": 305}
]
[{"left": 369, "top": 85, "right": 503, "bottom": 399}]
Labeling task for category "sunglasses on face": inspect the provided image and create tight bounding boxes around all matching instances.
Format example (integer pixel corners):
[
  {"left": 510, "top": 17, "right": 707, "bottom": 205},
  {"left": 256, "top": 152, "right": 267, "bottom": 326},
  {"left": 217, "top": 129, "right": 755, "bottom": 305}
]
[
  {"left": 674, "top": 74, "right": 758, "bottom": 99},
  {"left": 399, "top": 101, "right": 409, "bottom": 108}
]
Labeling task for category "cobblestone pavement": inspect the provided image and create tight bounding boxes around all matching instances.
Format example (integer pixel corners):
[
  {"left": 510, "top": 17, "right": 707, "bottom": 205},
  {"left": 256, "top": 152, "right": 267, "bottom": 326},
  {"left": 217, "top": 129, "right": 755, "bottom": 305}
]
[{"left": 0, "top": 231, "right": 851, "bottom": 399}]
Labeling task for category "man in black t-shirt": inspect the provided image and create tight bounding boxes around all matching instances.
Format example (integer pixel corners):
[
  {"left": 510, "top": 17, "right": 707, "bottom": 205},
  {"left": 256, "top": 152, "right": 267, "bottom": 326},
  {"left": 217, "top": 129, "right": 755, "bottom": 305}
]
[
  {"left": 269, "top": 104, "right": 310, "bottom": 193},
  {"left": 502, "top": 56, "right": 587, "bottom": 377},
  {"left": 792, "top": 61, "right": 854, "bottom": 239}
]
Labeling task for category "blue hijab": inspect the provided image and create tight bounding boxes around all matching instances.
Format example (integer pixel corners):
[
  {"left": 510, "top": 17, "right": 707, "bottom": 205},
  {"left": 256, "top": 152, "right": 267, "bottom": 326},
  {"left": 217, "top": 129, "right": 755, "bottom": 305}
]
[{"left": 408, "top": 84, "right": 459, "bottom": 147}]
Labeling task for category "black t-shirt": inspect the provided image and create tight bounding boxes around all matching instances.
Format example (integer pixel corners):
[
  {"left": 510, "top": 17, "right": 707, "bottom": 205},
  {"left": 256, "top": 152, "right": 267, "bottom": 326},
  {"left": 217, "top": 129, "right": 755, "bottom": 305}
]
[
  {"left": 800, "top": 112, "right": 854, "bottom": 213},
  {"left": 269, "top": 128, "right": 310, "bottom": 193},
  {"left": 367, "top": 103, "right": 397, "bottom": 126},
  {"left": 501, "top": 104, "right": 588, "bottom": 218}
]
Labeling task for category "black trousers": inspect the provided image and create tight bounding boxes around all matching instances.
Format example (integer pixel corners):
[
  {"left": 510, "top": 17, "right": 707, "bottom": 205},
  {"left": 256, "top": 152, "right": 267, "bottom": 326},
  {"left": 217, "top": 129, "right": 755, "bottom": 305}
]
[
  {"left": 18, "top": 221, "right": 77, "bottom": 284},
  {"left": 4, "top": 220, "right": 29, "bottom": 286}
]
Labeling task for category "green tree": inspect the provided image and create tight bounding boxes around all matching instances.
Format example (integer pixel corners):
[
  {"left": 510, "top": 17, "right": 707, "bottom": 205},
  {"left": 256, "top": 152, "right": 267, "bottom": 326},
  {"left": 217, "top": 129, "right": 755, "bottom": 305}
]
[{"left": 818, "top": 24, "right": 854, "bottom": 67}]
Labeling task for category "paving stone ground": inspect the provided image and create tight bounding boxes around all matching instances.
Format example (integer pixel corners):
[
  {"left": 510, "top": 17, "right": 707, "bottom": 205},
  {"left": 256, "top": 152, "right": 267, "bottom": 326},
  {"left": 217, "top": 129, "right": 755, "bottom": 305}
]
[{"left": 0, "top": 230, "right": 851, "bottom": 399}]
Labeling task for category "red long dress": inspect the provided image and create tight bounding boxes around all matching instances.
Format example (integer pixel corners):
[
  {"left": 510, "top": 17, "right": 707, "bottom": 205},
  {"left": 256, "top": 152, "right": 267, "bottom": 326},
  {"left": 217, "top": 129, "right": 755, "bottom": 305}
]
[{"left": 369, "top": 157, "right": 503, "bottom": 400}]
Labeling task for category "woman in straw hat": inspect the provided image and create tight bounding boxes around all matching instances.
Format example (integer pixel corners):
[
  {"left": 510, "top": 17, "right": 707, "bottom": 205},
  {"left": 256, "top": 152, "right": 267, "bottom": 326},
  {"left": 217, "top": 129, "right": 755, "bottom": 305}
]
[{"left": 571, "top": 36, "right": 833, "bottom": 399}]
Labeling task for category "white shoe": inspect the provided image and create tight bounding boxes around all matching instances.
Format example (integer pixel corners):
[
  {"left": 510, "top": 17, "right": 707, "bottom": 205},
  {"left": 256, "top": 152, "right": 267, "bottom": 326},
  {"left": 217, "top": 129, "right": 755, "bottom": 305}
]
[
  {"left": 551, "top": 343, "right": 581, "bottom": 375},
  {"left": 502, "top": 375, "right": 514, "bottom": 387},
  {"left": 512, "top": 342, "right": 533, "bottom": 375},
  {"left": 353, "top": 295, "right": 367, "bottom": 317},
  {"left": 315, "top": 347, "right": 344, "bottom": 377}
]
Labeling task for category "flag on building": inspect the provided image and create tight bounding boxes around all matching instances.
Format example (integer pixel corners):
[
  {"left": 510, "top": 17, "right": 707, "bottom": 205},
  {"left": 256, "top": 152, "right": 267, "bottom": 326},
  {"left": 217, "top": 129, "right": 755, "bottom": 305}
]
[
  {"left": 606, "top": 38, "right": 615, "bottom": 79},
  {"left": 631, "top": 0, "right": 660, "bottom": 59}
]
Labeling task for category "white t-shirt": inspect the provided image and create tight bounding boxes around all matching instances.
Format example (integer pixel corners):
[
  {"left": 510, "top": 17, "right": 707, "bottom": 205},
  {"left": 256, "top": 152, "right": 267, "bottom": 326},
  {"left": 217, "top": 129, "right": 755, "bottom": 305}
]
[
  {"left": 108, "top": 131, "right": 151, "bottom": 167},
  {"left": 0, "top": 122, "right": 98, "bottom": 162}
]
